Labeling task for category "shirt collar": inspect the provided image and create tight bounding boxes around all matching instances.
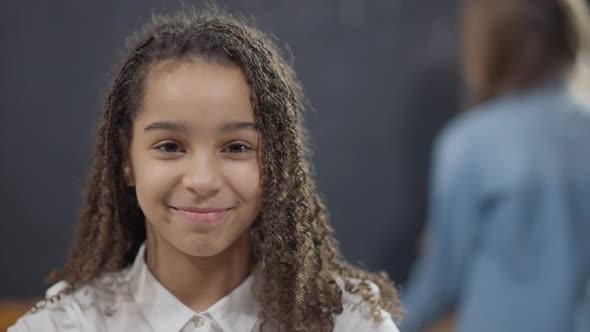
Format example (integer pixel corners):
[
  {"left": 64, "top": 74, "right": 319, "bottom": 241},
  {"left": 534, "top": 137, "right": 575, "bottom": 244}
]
[
  {"left": 127, "top": 243, "right": 260, "bottom": 332},
  {"left": 206, "top": 271, "right": 260, "bottom": 332}
]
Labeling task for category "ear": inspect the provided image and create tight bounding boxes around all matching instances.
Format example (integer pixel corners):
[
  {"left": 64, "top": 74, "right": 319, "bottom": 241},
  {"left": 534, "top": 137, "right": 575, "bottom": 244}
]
[
  {"left": 122, "top": 146, "right": 135, "bottom": 187},
  {"left": 123, "top": 162, "right": 135, "bottom": 187}
]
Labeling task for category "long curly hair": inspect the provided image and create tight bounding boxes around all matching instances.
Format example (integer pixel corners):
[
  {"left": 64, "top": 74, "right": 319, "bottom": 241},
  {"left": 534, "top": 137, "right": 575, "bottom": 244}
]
[{"left": 44, "top": 8, "right": 401, "bottom": 331}]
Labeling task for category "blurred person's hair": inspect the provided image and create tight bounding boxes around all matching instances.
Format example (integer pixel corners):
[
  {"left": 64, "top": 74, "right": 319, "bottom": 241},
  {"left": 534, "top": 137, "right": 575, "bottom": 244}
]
[
  {"left": 563, "top": 0, "right": 590, "bottom": 56},
  {"left": 461, "top": 0, "right": 576, "bottom": 106},
  {"left": 562, "top": 0, "right": 590, "bottom": 108}
]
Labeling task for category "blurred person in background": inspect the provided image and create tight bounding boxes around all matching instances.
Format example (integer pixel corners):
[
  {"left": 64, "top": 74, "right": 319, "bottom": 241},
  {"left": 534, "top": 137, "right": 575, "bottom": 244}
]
[{"left": 402, "top": 0, "right": 590, "bottom": 331}]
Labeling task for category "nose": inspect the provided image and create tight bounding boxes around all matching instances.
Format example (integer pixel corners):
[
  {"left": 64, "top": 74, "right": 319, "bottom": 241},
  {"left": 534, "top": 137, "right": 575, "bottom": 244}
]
[{"left": 181, "top": 152, "right": 222, "bottom": 199}]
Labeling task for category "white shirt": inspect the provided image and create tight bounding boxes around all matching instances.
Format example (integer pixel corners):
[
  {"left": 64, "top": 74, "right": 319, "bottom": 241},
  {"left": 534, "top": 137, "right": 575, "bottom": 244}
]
[{"left": 9, "top": 244, "right": 400, "bottom": 331}]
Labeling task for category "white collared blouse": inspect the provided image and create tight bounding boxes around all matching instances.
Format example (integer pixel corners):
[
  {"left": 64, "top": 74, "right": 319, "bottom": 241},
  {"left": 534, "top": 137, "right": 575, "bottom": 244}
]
[{"left": 9, "top": 244, "right": 400, "bottom": 332}]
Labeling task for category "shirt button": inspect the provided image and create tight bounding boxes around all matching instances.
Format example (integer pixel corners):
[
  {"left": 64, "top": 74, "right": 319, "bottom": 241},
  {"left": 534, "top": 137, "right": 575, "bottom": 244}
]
[{"left": 193, "top": 316, "right": 204, "bottom": 327}]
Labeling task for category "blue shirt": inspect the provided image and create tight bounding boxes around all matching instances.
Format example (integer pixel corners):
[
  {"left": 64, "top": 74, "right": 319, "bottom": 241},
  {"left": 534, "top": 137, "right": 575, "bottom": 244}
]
[{"left": 402, "top": 79, "right": 590, "bottom": 332}]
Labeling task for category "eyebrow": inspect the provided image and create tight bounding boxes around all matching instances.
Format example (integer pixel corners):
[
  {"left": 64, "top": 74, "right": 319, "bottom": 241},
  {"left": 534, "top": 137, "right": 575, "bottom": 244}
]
[
  {"left": 220, "top": 121, "right": 257, "bottom": 133},
  {"left": 143, "top": 121, "right": 257, "bottom": 133},
  {"left": 144, "top": 121, "right": 188, "bottom": 133}
]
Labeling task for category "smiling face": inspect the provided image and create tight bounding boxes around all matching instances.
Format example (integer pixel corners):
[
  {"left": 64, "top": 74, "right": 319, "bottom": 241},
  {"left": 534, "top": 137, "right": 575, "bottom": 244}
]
[{"left": 124, "top": 58, "right": 263, "bottom": 258}]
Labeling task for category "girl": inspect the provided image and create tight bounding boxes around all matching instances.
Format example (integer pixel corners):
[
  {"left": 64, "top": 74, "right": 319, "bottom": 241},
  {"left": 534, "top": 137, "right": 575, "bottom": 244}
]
[{"left": 9, "top": 8, "right": 401, "bottom": 332}]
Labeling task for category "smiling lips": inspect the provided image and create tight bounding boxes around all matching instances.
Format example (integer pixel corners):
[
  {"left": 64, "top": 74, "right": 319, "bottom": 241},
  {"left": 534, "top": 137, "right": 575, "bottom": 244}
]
[{"left": 171, "top": 206, "right": 231, "bottom": 224}]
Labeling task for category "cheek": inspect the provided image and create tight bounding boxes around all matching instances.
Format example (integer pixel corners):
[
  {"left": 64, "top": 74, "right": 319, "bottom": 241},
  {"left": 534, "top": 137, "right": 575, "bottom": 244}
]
[
  {"left": 134, "top": 158, "right": 179, "bottom": 204},
  {"left": 224, "top": 160, "right": 262, "bottom": 204}
]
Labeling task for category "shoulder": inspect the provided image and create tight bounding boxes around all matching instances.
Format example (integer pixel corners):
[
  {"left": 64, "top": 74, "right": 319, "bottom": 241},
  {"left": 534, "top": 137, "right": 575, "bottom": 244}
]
[
  {"left": 440, "top": 80, "right": 572, "bottom": 153},
  {"left": 9, "top": 268, "right": 133, "bottom": 332},
  {"left": 8, "top": 307, "right": 66, "bottom": 332},
  {"left": 333, "top": 277, "right": 400, "bottom": 332},
  {"left": 434, "top": 85, "right": 577, "bottom": 185},
  {"left": 8, "top": 284, "right": 81, "bottom": 332}
]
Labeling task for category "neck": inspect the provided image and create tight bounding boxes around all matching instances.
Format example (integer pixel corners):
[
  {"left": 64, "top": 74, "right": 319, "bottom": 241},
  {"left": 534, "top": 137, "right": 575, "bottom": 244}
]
[
  {"left": 145, "top": 228, "right": 251, "bottom": 313},
  {"left": 567, "top": 53, "right": 590, "bottom": 113}
]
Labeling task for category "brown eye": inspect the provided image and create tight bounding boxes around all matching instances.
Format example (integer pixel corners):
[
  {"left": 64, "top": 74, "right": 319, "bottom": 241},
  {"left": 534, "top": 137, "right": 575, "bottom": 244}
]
[
  {"left": 156, "top": 141, "right": 185, "bottom": 154},
  {"left": 222, "top": 142, "right": 252, "bottom": 154}
]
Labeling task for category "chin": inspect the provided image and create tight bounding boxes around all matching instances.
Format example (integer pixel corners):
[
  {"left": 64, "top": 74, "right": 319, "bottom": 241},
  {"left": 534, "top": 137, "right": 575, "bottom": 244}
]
[{"left": 177, "top": 238, "right": 229, "bottom": 258}]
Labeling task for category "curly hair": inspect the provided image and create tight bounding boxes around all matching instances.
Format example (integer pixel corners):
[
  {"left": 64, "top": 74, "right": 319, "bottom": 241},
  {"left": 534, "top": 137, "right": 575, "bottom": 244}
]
[{"left": 40, "top": 8, "right": 401, "bottom": 331}]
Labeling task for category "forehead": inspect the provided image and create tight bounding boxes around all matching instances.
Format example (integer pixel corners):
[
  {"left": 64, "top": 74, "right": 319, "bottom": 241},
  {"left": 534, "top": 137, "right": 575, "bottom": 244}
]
[{"left": 138, "top": 58, "right": 254, "bottom": 125}]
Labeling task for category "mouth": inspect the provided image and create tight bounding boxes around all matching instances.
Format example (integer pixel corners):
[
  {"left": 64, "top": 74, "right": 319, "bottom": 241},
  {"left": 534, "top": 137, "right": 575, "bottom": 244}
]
[{"left": 169, "top": 206, "right": 232, "bottom": 224}]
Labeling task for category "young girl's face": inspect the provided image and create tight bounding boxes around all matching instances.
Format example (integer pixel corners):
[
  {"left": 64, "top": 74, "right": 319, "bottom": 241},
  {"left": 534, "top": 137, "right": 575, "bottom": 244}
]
[{"left": 124, "top": 58, "right": 263, "bottom": 258}]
